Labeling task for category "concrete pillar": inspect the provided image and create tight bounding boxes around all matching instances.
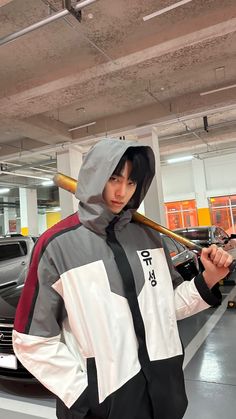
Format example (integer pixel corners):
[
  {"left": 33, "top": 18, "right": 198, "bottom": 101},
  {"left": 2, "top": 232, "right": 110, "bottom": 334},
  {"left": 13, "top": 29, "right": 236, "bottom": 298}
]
[
  {"left": 3, "top": 197, "right": 9, "bottom": 234},
  {"left": 56, "top": 146, "right": 83, "bottom": 219},
  {"left": 19, "top": 188, "right": 38, "bottom": 236},
  {"left": 143, "top": 128, "right": 166, "bottom": 226},
  {"left": 38, "top": 211, "right": 47, "bottom": 235},
  {"left": 2, "top": 197, "right": 18, "bottom": 234},
  {"left": 192, "top": 158, "right": 211, "bottom": 226}
]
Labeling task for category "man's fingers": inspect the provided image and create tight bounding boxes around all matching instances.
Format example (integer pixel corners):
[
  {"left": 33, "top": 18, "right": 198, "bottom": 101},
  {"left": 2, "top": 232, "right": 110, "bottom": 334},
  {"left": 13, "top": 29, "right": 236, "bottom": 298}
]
[
  {"left": 224, "top": 254, "right": 233, "bottom": 268},
  {"left": 201, "top": 245, "right": 233, "bottom": 267},
  {"left": 201, "top": 244, "right": 217, "bottom": 259},
  {"left": 211, "top": 247, "right": 225, "bottom": 265}
]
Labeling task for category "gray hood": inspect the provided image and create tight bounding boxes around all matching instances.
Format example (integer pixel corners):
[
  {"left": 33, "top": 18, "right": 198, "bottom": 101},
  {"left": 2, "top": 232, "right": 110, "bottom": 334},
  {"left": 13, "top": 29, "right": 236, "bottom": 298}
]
[{"left": 76, "top": 138, "right": 155, "bottom": 235}]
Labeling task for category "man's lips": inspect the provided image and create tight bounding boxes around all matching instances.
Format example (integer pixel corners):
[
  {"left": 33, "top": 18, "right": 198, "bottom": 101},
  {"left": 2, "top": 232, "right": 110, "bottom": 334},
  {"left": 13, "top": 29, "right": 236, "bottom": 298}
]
[{"left": 111, "top": 200, "right": 124, "bottom": 205}]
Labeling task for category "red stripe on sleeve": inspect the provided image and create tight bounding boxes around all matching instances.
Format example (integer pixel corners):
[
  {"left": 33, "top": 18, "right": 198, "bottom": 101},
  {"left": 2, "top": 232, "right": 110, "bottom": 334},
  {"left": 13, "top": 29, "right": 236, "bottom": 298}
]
[{"left": 14, "top": 212, "right": 80, "bottom": 333}]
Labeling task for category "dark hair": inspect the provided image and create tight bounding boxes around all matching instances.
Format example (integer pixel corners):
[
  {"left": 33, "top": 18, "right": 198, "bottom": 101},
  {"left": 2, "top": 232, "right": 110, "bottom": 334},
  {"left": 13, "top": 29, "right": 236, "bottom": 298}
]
[
  {"left": 111, "top": 147, "right": 150, "bottom": 209},
  {"left": 112, "top": 147, "right": 149, "bottom": 185}
]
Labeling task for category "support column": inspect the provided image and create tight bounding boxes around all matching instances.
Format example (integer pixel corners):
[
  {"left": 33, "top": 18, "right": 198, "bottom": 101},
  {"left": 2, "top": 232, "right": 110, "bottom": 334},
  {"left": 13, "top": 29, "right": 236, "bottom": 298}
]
[
  {"left": 192, "top": 158, "right": 211, "bottom": 226},
  {"left": 3, "top": 197, "right": 18, "bottom": 234},
  {"left": 19, "top": 188, "right": 38, "bottom": 236},
  {"left": 3, "top": 197, "right": 9, "bottom": 234},
  {"left": 143, "top": 128, "right": 166, "bottom": 226},
  {"left": 56, "top": 146, "right": 83, "bottom": 219}
]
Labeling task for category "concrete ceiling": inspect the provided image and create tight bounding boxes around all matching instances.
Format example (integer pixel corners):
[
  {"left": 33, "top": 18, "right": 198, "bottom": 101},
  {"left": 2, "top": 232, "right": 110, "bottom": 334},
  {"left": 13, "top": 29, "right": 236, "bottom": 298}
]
[{"left": 0, "top": 0, "right": 236, "bottom": 193}]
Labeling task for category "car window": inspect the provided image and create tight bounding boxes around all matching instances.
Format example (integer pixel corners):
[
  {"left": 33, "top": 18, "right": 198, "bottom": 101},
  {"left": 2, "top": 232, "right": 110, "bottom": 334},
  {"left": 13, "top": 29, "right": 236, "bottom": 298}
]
[
  {"left": 172, "top": 239, "right": 186, "bottom": 252},
  {"left": 162, "top": 236, "right": 180, "bottom": 257},
  {"left": 0, "top": 242, "right": 27, "bottom": 261},
  {"left": 177, "top": 229, "right": 209, "bottom": 241}
]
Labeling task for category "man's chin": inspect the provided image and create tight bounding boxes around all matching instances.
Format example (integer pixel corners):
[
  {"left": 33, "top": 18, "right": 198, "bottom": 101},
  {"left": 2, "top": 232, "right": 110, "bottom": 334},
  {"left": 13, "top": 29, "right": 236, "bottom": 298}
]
[
  {"left": 111, "top": 209, "right": 122, "bottom": 214},
  {"left": 109, "top": 205, "right": 124, "bottom": 214}
]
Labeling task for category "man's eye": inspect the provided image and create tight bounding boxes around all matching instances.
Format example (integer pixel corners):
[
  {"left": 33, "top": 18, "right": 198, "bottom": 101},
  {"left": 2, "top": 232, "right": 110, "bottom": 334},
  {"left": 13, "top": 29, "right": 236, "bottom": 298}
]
[
  {"left": 128, "top": 180, "right": 136, "bottom": 186},
  {"left": 110, "top": 176, "right": 118, "bottom": 182}
]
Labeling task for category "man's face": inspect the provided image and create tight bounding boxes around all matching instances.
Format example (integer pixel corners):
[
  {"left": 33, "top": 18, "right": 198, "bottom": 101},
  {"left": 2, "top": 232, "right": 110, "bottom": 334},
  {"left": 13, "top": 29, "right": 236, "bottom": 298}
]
[{"left": 102, "top": 160, "right": 137, "bottom": 214}]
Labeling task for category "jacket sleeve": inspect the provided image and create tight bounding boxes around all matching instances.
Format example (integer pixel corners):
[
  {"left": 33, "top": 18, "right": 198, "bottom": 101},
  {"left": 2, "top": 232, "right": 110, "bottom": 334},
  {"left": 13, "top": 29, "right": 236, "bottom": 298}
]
[
  {"left": 173, "top": 273, "right": 220, "bottom": 320},
  {"left": 162, "top": 239, "right": 220, "bottom": 319},
  {"left": 12, "top": 239, "right": 88, "bottom": 410}
]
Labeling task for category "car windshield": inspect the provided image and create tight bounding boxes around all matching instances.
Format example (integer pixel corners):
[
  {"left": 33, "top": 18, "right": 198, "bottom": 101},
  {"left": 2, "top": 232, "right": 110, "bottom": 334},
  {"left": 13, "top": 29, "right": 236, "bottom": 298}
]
[{"left": 178, "top": 229, "right": 209, "bottom": 241}]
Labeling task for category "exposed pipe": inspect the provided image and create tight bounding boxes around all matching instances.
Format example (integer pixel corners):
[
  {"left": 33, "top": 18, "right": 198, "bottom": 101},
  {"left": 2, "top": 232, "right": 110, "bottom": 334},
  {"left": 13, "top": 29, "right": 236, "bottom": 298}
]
[
  {"left": 0, "top": 0, "right": 98, "bottom": 47},
  {"left": 73, "top": 0, "right": 98, "bottom": 11}
]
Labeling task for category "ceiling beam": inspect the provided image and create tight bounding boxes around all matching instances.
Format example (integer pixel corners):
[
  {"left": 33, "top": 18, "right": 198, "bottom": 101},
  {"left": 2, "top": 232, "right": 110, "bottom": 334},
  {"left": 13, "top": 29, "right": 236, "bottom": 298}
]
[
  {"left": 0, "top": 17, "right": 236, "bottom": 118},
  {"left": 70, "top": 90, "right": 236, "bottom": 142},
  {"left": 0, "top": 115, "right": 72, "bottom": 145}
]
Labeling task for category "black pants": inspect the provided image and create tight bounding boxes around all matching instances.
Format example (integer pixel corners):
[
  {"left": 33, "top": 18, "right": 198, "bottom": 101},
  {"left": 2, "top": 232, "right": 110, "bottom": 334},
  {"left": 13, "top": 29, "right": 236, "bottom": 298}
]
[{"left": 56, "top": 399, "right": 98, "bottom": 419}]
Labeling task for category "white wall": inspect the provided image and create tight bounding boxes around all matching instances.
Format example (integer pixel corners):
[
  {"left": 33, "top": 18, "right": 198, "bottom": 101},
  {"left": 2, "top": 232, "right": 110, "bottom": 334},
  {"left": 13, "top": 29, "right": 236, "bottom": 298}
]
[
  {"left": 204, "top": 154, "right": 236, "bottom": 197},
  {"left": 161, "top": 161, "right": 195, "bottom": 202},
  {"left": 162, "top": 152, "right": 236, "bottom": 202}
]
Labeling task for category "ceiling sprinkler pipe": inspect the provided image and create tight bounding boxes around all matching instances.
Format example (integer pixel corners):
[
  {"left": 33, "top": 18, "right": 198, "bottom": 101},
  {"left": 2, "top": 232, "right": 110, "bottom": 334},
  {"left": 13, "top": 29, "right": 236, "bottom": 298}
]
[
  {"left": 0, "top": 10, "right": 68, "bottom": 47},
  {"left": 74, "top": 0, "right": 98, "bottom": 11},
  {"left": 0, "top": 0, "right": 98, "bottom": 47}
]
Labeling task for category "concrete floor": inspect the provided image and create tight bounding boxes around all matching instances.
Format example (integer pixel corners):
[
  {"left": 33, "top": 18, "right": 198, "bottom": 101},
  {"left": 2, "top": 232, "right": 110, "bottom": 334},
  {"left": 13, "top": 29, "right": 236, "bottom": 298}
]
[
  {"left": 181, "top": 283, "right": 236, "bottom": 419},
  {"left": 0, "top": 281, "right": 236, "bottom": 419}
]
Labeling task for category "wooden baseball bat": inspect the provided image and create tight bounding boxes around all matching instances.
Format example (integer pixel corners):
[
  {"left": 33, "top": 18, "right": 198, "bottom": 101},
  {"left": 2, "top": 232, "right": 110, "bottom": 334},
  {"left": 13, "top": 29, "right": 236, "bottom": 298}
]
[
  {"left": 53, "top": 172, "right": 202, "bottom": 252},
  {"left": 53, "top": 172, "right": 236, "bottom": 274}
]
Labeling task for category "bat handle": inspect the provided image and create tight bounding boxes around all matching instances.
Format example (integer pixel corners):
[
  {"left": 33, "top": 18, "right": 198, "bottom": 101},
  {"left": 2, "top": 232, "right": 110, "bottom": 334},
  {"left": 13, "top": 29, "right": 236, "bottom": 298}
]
[{"left": 194, "top": 245, "right": 236, "bottom": 274}]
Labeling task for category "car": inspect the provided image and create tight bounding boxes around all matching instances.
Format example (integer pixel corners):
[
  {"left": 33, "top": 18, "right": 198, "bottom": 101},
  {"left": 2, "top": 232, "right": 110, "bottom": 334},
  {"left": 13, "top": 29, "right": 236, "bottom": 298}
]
[
  {"left": 0, "top": 235, "right": 35, "bottom": 289},
  {"left": 174, "top": 226, "right": 236, "bottom": 286},
  {"left": 174, "top": 226, "right": 236, "bottom": 251},
  {"left": 161, "top": 234, "right": 200, "bottom": 281},
  {"left": 0, "top": 233, "right": 199, "bottom": 381},
  {"left": 0, "top": 235, "right": 35, "bottom": 381}
]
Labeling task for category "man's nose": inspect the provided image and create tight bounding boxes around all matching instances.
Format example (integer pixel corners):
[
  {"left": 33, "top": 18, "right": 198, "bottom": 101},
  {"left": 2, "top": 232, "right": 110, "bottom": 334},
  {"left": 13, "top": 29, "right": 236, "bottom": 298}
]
[{"left": 116, "top": 182, "right": 126, "bottom": 197}]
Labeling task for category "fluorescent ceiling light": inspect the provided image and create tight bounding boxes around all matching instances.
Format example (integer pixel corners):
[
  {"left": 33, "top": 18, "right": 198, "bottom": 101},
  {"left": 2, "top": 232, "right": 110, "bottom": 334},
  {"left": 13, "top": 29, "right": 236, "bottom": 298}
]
[
  {"left": 68, "top": 121, "right": 96, "bottom": 132},
  {"left": 0, "top": 188, "right": 10, "bottom": 194},
  {"left": 30, "top": 166, "right": 56, "bottom": 174},
  {"left": 46, "top": 206, "right": 61, "bottom": 212},
  {"left": 200, "top": 84, "right": 236, "bottom": 96},
  {"left": 167, "top": 155, "right": 193, "bottom": 164},
  {"left": 143, "top": 0, "right": 193, "bottom": 21},
  {"left": 0, "top": 161, "right": 21, "bottom": 167},
  {"left": 0, "top": 170, "right": 50, "bottom": 181},
  {"left": 41, "top": 180, "right": 54, "bottom": 186}
]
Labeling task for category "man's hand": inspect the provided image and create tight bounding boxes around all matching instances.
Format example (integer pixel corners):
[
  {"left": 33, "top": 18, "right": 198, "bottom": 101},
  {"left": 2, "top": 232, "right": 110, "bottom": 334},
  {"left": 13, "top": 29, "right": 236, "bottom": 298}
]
[{"left": 201, "top": 244, "right": 233, "bottom": 289}]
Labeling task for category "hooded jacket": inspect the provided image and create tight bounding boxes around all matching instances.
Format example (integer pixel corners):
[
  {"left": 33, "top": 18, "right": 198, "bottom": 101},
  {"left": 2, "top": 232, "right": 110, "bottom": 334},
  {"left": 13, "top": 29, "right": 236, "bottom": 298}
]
[{"left": 13, "top": 138, "right": 219, "bottom": 419}]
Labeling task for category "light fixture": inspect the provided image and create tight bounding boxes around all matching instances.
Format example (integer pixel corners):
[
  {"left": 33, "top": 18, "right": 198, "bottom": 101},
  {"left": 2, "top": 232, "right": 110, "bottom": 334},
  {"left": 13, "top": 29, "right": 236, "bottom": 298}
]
[
  {"left": 41, "top": 180, "right": 54, "bottom": 186},
  {"left": 143, "top": 0, "right": 193, "bottom": 21},
  {"left": 200, "top": 84, "right": 236, "bottom": 96},
  {"left": 167, "top": 155, "right": 193, "bottom": 164},
  {"left": 30, "top": 166, "right": 56, "bottom": 174},
  {"left": 0, "top": 170, "right": 51, "bottom": 181},
  {"left": 68, "top": 121, "right": 96, "bottom": 132},
  {"left": 46, "top": 206, "right": 61, "bottom": 212},
  {"left": 0, "top": 161, "right": 21, "bottom": 167},
  {"left": 0, "top": 188, "right": 10, "bottom": 194}
]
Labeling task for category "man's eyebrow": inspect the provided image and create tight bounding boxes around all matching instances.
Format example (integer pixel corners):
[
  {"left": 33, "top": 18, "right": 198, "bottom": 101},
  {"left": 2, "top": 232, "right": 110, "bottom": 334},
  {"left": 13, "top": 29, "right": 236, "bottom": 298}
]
[{"left": 111, "top": 172, "right": 123, "bottom": 178}]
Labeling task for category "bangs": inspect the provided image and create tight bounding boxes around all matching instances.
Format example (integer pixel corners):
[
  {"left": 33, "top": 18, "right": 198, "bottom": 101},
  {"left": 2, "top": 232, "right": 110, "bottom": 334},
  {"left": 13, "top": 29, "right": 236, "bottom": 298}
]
[{"left": 112, "top": 147, "right": 149, "bottom": 185}]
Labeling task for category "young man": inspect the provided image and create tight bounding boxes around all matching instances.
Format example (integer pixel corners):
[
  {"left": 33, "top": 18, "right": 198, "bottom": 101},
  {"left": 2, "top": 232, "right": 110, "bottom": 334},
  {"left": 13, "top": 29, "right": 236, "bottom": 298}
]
[{"left": 13, "top": 138, "right": 232, "bottom": 419}]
